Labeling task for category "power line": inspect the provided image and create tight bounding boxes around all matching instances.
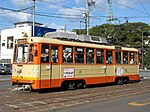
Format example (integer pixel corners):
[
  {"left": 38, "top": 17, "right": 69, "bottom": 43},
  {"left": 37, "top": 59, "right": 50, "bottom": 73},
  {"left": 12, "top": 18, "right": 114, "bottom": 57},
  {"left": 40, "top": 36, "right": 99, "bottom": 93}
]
[
  {"left": 0, "top": 6, "right": 149, "bottom": 21},
  {"left": 113, "top": 1, "right": 150, "bottom": 16},
  {"left": 36, "top": 11, "right": 82, "bottom": 17},
  {"left": 12, "top": 0, "right": 31, "bottom": 4},
  {"left": 0, "top": 6, "right": 32, "bottom": 13},
  {"left": 35, "top": 12, "right": 83, "bottom": 20},
  {"left": 137, "top": 0, "right": 150, "bottom": 17}
]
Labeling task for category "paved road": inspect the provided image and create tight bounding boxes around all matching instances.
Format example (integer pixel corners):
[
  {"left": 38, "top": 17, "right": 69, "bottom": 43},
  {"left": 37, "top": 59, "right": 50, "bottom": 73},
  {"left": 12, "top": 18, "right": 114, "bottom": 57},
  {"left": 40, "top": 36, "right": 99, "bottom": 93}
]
[
  {"left": 139, "top": 71, "right": 150, "bottom": 79},
  {"left": 0, "top": 76, "right": 150, "bottom": 112},
  {"left": 0, "top": 75, "right": 11, "bottom": 82},
  {"left": 54, "top": 92, "right": 150, "bottom": 112}
]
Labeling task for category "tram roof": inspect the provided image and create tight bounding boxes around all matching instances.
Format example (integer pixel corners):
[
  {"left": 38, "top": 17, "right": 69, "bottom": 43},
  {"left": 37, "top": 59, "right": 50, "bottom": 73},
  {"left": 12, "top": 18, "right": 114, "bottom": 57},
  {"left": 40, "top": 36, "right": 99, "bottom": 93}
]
[{"left": 26, "top": 37, "right": 138, "bottom": 52}]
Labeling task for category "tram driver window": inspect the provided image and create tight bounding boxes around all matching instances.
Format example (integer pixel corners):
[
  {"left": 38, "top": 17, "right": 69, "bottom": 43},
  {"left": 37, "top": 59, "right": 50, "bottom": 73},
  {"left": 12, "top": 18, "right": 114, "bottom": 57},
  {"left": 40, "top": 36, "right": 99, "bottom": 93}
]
[
  {"left": 106, "top": 50, "right": 112, "bottom": 64},
  {"left": 41, "top": 44, "right": 49, "bottom": 63}
]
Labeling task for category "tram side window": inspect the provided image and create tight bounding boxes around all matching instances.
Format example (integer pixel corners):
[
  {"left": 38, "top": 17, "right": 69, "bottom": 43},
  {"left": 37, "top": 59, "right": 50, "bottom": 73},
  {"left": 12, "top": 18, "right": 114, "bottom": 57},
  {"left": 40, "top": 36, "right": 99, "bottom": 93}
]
[
  {"left": 96, "top": 49, "right": 104, "bottom": 64},
  {"left": 51, "top": 46, "right": 59, "bottom": 63},
  {"left": 106, "top": 50, "right": 112, "bottom": 64},
  {"left": 130, "top": 52, "right": 134, "bottom": 64},
  {"left": 75, "top": 47, "right": 84, "bottom": 63},
  {"left": 41, "top": 44, "right": 49, "bottom": 63},
  {"left": 135, "top": 52, "right": 139, "bottom": 64},
  {"left": 63, "top": 46, "right": 73, "bottom": 63},
  {"left": 86, "top": 48, "right": 94, "bottom": 64},
  {"left": 116, "top": 52, "right": 121, "bottom": 64},
  {"left": 29, "top": 44, "right": 34, "bottom": 63},
  {"left": 123, "top": 51, "right": 128, "bottom": 64}
]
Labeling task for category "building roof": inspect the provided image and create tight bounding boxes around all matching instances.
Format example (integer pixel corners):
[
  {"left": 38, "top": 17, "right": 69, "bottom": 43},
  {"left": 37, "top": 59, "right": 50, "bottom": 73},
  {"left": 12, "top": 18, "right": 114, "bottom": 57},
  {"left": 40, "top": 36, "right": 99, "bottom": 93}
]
[{"left": 14, "top": 21, "right": 43, "bottom": 26}]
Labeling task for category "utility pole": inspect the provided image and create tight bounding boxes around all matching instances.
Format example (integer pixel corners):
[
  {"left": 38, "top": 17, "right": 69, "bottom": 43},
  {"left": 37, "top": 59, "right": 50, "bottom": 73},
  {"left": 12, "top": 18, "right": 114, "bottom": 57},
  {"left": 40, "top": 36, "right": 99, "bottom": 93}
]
[
  {"left": 86, "top": 0, "right": 89, "bottom": 35},
  {"left": 80, "top": 21, "right": 82, "bottom": 34},
  {"left": 32, "top": 0, "right": 36, "bottom": 37},
  {"left": 141, "top": 31, "right": 144, "bottom": 69},
  {"left": 107, "top": 0, "right": 113, "bottom": 24}
]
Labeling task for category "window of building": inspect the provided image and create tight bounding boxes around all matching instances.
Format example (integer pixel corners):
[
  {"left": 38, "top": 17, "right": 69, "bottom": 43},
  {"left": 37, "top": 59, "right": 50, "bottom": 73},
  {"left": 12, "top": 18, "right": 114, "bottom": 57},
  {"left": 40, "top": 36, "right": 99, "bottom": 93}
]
[
  {"left": 51, "top": 46, "right": 59, "bottom": 63},
  {"left": 96, "top": 49, "right": 104, "bottom": 64},
  {"left": 106, "top": 50, "right": 112, "bottom": 64},
  {"left": 86, "top": 48, "right": 94, "bottom": 64},
  {"left": 75, "top": 47, "right": 84, "bottom": 63},
  {"left": 123, "top": 51, "right": 128, "bottom": 64},
  {"left": 130, "top": 52, "right": 134, "bottom": 64},
  {"left": 2, "top": 43, "right": 5, "bottom": 47},
  {"left": 41, "top": 44, "right": 49, "bottom": 63},
  {"left": 7, "top": 36, "right": 14, "bottom": 49},
  {"left": 116, "top": 51, "right": 121, "bottom": 64},
  {"left": 63, "top": 46, "right": 73, "bottom": 63}
]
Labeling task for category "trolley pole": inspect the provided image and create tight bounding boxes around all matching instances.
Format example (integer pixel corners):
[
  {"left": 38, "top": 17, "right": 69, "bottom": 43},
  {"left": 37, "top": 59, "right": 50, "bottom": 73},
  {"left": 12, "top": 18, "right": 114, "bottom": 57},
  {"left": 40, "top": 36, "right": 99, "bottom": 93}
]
[{"left": 32, "top": 0, "right": 36, "bottom": 37}]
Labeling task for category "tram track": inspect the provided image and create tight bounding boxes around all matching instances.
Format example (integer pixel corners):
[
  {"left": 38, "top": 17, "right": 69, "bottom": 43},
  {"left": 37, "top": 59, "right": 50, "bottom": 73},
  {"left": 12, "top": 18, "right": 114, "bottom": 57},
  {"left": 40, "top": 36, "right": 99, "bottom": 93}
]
[{"left": 0, "top": 80, "right": 149, "bottom": 112}]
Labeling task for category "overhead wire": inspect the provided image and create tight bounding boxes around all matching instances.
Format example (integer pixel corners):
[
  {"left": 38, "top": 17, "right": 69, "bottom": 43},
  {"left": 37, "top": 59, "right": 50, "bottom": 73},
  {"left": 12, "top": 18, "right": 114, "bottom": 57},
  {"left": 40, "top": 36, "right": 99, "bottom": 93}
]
[
  {"left": 113, "top": 1, "right": 150, "bottom": 16},
  {"left": 0, "top": 0, "right": 150, "bottom": 31},
  {"left": 35, "top": 11, "right": 82, "bottom": 17},
  {"left": 137, "top": 0, "right": 150, "bottom": 17}
]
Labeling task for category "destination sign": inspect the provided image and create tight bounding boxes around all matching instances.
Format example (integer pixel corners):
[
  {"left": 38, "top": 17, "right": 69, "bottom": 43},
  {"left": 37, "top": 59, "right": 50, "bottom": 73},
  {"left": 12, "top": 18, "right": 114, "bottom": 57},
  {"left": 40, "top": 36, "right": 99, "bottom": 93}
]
[{"left": 16, "top": 38, "right": 28, "bottom": 44}]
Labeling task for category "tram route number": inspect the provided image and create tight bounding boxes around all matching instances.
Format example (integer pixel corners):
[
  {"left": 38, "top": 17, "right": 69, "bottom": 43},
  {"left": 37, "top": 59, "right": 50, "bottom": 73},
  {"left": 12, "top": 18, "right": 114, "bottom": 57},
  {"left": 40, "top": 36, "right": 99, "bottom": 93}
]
[{"left": 63, "top": 68, "right": 74, "bottom": 78}]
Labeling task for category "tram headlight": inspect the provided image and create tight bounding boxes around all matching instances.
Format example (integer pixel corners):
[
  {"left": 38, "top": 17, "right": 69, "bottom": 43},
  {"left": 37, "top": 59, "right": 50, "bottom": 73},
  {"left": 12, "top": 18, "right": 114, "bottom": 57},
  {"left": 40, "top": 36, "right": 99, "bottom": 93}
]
[{"left": 33, "top": 68, "right": 39, "bottom": 74}]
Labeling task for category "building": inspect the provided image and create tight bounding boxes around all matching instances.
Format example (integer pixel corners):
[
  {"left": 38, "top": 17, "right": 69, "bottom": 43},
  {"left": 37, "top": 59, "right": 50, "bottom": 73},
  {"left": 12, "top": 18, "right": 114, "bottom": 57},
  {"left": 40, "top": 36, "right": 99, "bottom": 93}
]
[{"left": 0, "top": 21, "right": 56, "bottom": 63}]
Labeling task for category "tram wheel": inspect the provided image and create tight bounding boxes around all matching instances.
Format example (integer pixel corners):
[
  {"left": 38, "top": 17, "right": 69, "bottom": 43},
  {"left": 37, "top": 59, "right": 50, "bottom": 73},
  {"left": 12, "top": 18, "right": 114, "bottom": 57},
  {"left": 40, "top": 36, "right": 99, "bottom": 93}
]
[{"left": 116, "top": 78, "right": 123, "bottom": 85}]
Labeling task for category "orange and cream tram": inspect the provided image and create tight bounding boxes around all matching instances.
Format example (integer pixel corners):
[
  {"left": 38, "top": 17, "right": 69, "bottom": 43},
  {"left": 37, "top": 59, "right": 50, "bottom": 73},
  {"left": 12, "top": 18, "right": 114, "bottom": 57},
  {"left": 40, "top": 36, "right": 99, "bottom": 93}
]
[{"left": 11, "top": 33, "right": 139, "bottom": 91}]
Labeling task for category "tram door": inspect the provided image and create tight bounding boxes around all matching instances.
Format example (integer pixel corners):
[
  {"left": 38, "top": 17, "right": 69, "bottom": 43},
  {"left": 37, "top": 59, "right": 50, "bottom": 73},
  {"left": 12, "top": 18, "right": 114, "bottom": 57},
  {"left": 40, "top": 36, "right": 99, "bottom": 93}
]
[
  {"left": 40, "top": 44, "right": 60, "bottom": 89},
  {"left": 40, "top": 44, "right": 52, "bottom": 89}
]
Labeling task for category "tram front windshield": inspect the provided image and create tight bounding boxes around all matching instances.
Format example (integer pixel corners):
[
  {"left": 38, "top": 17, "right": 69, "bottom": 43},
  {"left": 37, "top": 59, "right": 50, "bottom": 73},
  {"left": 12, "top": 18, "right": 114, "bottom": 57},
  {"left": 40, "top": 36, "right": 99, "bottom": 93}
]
[{"left": 14, "top": 44, "right": 34, "bottom": 63}]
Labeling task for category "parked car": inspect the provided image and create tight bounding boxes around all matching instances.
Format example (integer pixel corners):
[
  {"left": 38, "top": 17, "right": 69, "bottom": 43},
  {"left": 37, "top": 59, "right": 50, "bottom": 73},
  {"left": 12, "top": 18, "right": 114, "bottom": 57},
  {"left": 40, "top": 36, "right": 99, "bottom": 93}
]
[{"left": 0, "top": 64, "right": 12, "bottom": 75}]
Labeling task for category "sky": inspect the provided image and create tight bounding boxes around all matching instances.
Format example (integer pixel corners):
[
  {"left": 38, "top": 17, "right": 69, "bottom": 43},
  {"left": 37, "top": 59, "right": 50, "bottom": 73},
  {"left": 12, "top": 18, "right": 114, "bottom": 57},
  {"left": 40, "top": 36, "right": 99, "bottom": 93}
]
[{"left": 0, "top": 0, "right": 150, "bottom": 31}]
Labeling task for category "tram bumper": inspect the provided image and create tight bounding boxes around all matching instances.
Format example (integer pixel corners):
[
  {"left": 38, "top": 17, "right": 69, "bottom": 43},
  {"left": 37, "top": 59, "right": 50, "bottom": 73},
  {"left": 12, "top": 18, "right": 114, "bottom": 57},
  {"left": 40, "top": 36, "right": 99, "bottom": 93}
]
[{"left": 11, "top": 78, "right": 34, "bottom": 86}]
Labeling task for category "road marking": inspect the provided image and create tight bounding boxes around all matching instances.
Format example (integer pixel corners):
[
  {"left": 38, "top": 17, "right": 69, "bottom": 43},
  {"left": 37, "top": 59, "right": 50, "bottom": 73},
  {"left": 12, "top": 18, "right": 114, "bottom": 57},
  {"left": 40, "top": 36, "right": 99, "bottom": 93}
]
[{"left": 128, "top": 98, "right": 150, "bottom": 107}]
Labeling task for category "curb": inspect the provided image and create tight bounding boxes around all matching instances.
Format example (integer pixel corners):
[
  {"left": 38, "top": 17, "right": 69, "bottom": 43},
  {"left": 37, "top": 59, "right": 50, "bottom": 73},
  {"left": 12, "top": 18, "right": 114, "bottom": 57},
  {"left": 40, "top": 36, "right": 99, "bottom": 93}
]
[
  {"left": 143, "top": 77, "right": 150, "bottom": 79},
  {"left": 0, "top": 79, "right": 10, "bottom": 82}
]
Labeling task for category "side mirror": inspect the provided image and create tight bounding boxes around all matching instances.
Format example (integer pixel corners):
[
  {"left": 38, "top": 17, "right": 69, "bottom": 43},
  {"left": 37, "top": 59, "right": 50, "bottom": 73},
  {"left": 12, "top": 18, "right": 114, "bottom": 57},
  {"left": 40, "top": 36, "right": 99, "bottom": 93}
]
[
  {"left": 34, "top": 50, "right": 38, "bottom": 56},
  {"left": 32, "top": 45, "right": 38, "bottom": 56}
]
